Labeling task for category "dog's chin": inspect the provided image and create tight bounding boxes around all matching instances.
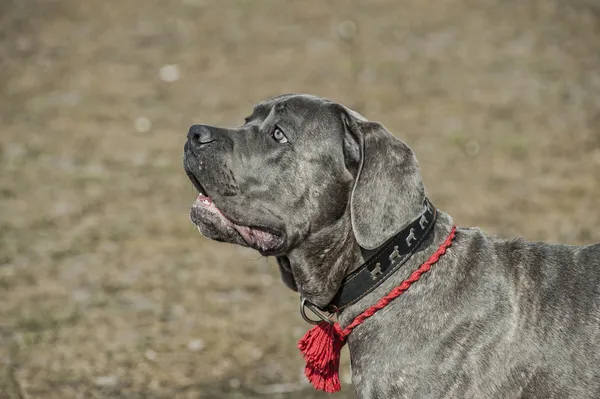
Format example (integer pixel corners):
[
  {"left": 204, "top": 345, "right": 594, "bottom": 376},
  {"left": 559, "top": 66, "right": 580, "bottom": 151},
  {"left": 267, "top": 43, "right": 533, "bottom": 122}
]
[{"left": 190, "top": 194, "right": 285, "bottom": 255}]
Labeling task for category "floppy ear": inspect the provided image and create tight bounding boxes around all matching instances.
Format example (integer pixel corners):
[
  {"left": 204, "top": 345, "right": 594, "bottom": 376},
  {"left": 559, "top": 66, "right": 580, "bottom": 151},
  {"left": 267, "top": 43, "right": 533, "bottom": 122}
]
[{"left": 340, "top": 107, "right": 426, "bottom": 250}]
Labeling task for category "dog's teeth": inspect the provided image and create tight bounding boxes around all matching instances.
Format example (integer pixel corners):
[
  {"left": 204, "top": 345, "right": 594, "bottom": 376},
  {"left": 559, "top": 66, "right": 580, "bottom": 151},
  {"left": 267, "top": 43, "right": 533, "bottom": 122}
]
[{"left": 202, "top": 199, "right": 210, "bottom": 205}]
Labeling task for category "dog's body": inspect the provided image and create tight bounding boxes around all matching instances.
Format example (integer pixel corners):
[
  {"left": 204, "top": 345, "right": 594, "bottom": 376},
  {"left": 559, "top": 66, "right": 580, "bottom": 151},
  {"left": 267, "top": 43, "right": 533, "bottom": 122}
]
[
  {"left": 343, "top": 217, "right": 600, "bottom": 398},
  {"left": 183, "top": 94, "right": 600, "bottom": 398}
]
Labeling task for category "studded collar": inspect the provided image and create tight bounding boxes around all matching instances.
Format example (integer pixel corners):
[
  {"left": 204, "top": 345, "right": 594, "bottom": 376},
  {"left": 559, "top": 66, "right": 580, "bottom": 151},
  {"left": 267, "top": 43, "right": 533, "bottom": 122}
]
[{"left": 322, "top": 198, "right": 438, "bottom": 314}]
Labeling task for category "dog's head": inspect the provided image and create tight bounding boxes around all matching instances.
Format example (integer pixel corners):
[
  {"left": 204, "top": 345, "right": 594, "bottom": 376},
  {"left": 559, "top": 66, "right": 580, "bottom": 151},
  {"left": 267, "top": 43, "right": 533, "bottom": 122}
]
[{"left": 183, "top": 94, "right": 425, "bottom": 305}]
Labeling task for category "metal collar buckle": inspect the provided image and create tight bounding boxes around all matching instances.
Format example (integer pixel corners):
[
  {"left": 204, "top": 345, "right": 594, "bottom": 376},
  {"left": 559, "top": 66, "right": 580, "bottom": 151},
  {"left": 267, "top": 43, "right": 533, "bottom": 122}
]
[{"left": 300, "top": 297, "right": 335, "bottom": 325}]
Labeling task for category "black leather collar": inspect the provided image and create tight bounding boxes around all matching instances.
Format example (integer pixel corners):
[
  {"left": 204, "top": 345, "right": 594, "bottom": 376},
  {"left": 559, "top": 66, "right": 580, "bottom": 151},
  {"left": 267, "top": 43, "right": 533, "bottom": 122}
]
[{"left": 323, "top": 198, "right": 437, "bottom": 313}]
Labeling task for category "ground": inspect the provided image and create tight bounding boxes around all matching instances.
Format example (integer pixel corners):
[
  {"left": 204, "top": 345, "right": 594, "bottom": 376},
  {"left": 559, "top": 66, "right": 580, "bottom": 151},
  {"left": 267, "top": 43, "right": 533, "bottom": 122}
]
[{"left": 0, "top": 0, "right": 599, "bottom": 398}]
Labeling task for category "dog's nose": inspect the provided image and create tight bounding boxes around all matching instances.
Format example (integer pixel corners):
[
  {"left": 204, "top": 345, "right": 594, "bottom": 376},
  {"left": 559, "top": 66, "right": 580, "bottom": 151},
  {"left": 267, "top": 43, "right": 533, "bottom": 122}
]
[{"left": 187, "top": 124, "right": 215, "bottom": 145}]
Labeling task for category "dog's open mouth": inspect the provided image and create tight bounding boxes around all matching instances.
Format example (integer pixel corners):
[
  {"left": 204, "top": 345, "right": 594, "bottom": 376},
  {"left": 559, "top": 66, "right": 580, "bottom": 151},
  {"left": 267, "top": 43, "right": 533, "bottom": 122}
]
[{"left": 190, "top": 193, "right": 284, "bottom": 254}]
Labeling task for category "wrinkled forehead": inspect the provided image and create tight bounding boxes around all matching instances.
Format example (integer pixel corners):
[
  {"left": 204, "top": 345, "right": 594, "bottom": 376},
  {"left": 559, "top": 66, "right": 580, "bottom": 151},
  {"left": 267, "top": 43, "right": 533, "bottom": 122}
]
[{"left": 245, "top": 94, "right": 333, "bottom": 124}]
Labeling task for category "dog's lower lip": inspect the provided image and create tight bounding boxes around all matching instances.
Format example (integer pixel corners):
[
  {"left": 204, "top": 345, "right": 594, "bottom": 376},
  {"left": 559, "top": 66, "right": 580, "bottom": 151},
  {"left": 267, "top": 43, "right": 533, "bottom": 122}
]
[
  {"left": 225, "top": 216, "right": 286, "bottom": 251},
  {"left": 191, "top": 195, "right": 285, "bottom": 253},
  {"left": 195, "top": 196, "right": 283, "bottom": 238},
  {"left": 242, "top": 222, "right": 283, "bottom": 238}
]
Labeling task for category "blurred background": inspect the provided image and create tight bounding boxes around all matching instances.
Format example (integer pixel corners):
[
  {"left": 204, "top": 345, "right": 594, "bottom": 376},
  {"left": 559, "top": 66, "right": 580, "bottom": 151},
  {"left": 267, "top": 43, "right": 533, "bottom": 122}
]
[{"left": 1, "top": 0, "right": 599, "bottom": 397}]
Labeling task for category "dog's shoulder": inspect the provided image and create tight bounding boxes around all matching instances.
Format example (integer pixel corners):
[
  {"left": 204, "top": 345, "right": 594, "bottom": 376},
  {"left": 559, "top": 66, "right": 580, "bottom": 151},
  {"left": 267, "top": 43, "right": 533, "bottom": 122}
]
[
  {"left": 470, "top": 229, "right": 600, "bottom": 293},
  {"left": 459, "top": 226, "right": 595, "bottom": 256},
  {"left": 454, "top": 226, "right": 600, "bottom": 274}
]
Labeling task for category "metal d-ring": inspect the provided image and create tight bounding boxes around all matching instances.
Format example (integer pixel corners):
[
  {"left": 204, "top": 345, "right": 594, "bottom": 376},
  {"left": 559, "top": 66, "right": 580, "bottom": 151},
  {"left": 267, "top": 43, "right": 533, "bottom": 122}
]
[{"left": 300, "top": 297, "right": 335, "bottom": 325}]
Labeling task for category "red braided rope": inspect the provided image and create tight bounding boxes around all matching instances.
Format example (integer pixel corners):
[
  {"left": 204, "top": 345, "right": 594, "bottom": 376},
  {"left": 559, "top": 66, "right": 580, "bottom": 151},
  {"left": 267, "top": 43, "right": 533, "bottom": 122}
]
[
  {"left": 298, "top": 226, "right": 457, "bottom": 393},
  {"left": 339, "top": 225, "right": 457, "bottom": 338}
]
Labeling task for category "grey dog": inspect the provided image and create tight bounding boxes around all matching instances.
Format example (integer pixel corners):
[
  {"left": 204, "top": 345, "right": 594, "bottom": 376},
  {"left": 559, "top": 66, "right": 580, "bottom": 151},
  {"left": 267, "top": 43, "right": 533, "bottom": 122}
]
[{"left": 183, "top": 94, "right": 600, "bottom": 398}]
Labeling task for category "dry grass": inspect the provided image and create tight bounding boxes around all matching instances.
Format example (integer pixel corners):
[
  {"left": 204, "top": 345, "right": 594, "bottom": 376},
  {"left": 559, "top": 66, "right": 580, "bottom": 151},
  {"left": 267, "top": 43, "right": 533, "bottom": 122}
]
[{"left": 1, "top": 0, "right": 599, "bottom": 397}]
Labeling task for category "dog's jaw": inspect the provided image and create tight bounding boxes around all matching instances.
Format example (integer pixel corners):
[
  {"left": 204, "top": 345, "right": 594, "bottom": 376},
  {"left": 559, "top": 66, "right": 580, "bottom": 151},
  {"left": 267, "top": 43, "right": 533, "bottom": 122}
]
[{"left": 190, "top": 193, "right": 284, "bottom": 254}]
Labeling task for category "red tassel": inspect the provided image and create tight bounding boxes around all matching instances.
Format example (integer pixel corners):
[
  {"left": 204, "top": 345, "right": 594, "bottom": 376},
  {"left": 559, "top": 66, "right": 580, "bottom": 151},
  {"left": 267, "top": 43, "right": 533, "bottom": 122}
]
[
  {"left": 297, "top": 322, "right": 346, "bottom": 393},
  {"left": 296, "top": 227, "right": 456, "bottom": 393}
]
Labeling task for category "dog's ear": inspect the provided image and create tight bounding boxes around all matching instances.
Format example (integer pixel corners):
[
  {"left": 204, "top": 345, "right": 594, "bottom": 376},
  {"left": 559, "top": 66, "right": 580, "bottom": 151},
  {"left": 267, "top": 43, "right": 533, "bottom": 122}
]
[{"left": 339, "top": 106, "right": 426, "bottom": 250}]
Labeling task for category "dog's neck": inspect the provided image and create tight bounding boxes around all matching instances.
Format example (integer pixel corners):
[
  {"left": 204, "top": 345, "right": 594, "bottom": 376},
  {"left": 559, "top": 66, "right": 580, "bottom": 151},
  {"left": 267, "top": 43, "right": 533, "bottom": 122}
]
[
  {"left": 287, "top": 201, "right": 447, "bottom": 315},
  {"left": 285, "top": 213, "right": 364, "bottom": 308}
]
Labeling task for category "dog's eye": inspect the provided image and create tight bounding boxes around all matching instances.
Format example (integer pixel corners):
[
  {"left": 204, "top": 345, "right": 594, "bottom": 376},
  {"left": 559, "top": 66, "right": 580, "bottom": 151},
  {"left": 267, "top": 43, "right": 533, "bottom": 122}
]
[{"left": 271, "top": 127, "right": 288, "bottom": 144}]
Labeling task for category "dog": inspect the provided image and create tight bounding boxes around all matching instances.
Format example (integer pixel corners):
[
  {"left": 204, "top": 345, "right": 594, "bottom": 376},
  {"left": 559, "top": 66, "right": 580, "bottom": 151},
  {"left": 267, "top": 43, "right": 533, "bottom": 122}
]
[{"left": 183, "top": 94, "right": 600, "bottom": 398}]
